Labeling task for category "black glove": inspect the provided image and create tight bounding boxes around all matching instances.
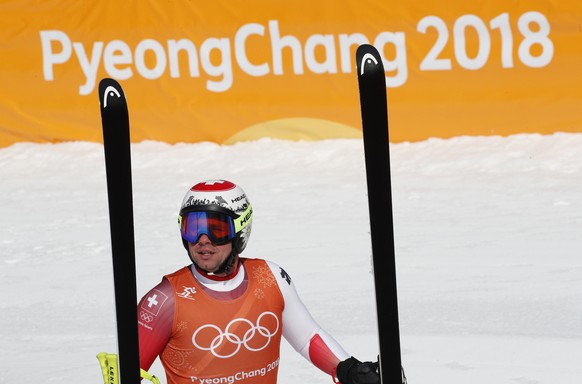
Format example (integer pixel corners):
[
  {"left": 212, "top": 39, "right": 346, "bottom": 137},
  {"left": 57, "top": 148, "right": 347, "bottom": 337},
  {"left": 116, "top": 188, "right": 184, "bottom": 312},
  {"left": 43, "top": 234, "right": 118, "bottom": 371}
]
[{"left": 336, "top": 357, "right": 380, "bottom": 384}]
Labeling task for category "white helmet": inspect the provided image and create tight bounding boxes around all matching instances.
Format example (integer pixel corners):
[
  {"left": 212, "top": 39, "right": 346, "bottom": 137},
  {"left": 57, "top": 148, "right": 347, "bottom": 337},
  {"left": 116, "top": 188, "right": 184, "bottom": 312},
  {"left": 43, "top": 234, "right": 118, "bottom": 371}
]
[{"left": 179, "top": 179, "right": 252, "bottom": 254}]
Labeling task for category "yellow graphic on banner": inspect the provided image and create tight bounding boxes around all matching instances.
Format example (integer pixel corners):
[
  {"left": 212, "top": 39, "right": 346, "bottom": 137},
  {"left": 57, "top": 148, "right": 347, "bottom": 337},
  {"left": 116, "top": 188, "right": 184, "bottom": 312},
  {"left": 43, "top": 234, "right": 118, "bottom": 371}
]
[{"left": 0, "top": 0, "right": 581, "bottom": 148}]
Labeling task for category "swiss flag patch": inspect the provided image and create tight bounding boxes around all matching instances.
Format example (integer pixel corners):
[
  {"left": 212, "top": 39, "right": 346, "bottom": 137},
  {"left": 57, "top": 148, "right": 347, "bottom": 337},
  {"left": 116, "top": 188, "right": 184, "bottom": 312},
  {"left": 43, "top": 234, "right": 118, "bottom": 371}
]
[{"left": 141, "top": 289, "right": 168, "bottom": 316}]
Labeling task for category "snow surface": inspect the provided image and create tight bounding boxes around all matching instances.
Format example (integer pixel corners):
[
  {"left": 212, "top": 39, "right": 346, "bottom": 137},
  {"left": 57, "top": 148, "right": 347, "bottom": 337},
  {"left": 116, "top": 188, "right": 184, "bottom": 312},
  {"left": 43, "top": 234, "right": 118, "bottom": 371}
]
[{"left": 1, "top": 134, "right": 581, "bottom": 383}]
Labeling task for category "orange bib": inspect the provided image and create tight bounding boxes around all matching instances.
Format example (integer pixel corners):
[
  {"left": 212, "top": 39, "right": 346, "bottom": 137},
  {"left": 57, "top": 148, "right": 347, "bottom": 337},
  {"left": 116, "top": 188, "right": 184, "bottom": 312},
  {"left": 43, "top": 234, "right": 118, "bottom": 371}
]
[{"left": 161, "top": 258, "right": 284, "bottom": 384}]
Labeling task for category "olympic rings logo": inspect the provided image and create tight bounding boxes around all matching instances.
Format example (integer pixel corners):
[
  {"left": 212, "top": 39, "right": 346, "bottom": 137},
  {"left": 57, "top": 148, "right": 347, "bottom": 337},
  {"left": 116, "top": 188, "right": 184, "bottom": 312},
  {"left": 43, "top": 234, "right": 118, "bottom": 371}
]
[
  {"left": 140, "top": 311, "right": 154, "bottom": 323},
  {"left": 192, "top": 311, "right": 280, "bottom": 359}
]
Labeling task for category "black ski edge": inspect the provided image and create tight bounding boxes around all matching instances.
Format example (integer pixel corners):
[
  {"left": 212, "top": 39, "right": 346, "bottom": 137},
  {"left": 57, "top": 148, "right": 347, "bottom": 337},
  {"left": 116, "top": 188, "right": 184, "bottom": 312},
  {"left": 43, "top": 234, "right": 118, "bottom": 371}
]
[
  {"left": 99, "top": 78, "right": 141, "bottom": 384},
  {"left": 355, "top": 44, "right": 403, "bottom": 384}
]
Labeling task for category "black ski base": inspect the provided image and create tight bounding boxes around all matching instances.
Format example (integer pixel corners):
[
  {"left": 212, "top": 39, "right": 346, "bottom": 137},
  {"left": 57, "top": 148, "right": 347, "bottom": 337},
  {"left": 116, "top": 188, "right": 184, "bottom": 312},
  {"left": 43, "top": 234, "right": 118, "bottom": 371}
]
[
  {"left": 356, "top": 44, "right": 403, "bottom": 384},
  {"left": 99, "top": 78, "right": 141, "bottom": 384}
]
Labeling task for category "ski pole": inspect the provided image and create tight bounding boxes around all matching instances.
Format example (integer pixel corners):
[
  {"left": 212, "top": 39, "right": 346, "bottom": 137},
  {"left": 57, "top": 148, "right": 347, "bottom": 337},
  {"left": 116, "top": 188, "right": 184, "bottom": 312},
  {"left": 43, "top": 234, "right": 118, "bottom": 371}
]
[{"left": 96, "top": 352, "right": 119, "bottom": 384}]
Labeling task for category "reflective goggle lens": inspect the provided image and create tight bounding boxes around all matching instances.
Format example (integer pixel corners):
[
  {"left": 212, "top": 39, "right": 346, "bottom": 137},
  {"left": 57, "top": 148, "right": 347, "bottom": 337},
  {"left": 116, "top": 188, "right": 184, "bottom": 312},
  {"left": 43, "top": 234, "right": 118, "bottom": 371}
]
[{"left": 180, "top": 211, "right": 236, "bottom": 245}]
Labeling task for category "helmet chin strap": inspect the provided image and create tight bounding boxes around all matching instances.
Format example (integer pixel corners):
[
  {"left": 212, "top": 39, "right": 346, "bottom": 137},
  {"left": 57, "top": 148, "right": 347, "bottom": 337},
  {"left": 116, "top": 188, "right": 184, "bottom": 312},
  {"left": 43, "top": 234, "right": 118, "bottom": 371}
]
[{"left": 210, "top": 248, "right": 238, "bottom": 276}]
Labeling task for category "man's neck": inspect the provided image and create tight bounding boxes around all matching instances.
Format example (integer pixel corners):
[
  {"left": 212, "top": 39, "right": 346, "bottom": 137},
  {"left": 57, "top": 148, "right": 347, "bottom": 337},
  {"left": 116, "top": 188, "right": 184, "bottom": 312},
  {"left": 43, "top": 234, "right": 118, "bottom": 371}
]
[
  {"left": 191, "top": 260, "right": 245, "bottom": 292},
  {"left": 193, "top": 259, "right": 241, "bottom": 281}
]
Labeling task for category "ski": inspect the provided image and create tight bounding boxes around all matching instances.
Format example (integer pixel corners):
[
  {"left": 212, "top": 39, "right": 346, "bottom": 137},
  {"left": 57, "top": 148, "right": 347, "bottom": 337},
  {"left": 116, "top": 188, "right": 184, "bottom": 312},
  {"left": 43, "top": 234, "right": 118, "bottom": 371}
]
[
  {"left": 99, "top": 78, "right": 141, "bottom": 384},
  {"left": 355, "top": 44, "right": 403, "bottom": 383}
]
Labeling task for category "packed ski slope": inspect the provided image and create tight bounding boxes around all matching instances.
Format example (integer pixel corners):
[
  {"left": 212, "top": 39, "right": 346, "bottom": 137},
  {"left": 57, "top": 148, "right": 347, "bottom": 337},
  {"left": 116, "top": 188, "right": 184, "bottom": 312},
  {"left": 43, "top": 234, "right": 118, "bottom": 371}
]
[{"left": 1, "top": 133, "right": 581, "bottom": 384}]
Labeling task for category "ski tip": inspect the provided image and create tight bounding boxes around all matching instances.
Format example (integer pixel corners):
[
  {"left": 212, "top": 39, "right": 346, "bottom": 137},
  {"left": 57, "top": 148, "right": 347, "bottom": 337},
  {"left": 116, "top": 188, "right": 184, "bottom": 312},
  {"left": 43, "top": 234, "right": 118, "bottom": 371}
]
[
  {"left": 98, "top": 78, "right": 126, "bottom": 110},
  {"left": 355, "top": 44, "right": 385, "bottom": 79}
]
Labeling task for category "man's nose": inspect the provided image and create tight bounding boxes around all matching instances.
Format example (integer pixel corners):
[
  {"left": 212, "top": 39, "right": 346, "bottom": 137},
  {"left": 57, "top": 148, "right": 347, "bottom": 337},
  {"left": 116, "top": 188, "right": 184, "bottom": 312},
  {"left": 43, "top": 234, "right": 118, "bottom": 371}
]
[{"left": 196, "top": 233, "right": 212, "bottom": 244}]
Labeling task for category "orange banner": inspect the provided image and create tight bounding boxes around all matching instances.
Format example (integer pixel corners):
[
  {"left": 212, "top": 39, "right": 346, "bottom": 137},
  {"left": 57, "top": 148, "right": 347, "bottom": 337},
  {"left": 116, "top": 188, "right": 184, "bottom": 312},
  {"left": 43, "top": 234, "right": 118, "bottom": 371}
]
[{"left": 1, "top": 0, "right": 581, "bottom": 147}]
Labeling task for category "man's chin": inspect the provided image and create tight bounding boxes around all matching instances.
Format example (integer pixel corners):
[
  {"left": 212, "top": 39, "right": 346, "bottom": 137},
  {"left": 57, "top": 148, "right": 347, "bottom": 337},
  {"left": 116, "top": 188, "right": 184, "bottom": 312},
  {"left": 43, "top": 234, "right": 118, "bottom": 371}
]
[{"left": 199, "top": 263, "right": 219, "bottom": 272}]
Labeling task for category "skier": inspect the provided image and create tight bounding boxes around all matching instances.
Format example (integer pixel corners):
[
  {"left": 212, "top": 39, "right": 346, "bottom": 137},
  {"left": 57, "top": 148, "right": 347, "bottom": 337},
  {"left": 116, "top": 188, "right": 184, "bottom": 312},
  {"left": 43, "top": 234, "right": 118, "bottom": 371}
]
[{"left": 136, "top": 179, "right": 385, "bottom": 384}]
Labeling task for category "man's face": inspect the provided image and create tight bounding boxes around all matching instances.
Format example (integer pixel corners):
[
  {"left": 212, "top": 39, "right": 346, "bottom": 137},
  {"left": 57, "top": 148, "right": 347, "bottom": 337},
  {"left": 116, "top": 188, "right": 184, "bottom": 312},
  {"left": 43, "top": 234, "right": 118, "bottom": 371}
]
[{"left": 188, "top": 234, "right": 234, "bottom": 275}]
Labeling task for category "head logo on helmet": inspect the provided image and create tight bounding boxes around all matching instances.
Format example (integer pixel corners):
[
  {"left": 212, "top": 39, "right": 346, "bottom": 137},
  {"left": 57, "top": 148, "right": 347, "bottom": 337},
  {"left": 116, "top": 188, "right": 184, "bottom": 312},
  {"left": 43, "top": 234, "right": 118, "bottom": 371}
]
[{"left": 179, "top": 179, "right": 252, "bottom": 255}]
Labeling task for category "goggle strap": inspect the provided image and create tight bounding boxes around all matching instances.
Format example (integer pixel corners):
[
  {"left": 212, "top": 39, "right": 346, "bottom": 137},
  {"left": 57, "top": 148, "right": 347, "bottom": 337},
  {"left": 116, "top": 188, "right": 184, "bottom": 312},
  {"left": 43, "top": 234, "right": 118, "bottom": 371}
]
[{"left": 233, "top": 205, "right": 253, "bottom": 232}]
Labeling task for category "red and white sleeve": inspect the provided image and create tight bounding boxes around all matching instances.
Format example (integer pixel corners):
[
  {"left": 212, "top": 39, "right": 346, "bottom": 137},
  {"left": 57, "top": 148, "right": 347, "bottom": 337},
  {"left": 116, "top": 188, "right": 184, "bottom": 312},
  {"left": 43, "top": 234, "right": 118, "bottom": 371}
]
[
  {"left": 137, "top": 278, "right": 175, "bottom": 371},
  {"left": 267, "top": 261, "right": 350, "bottom": 376}
]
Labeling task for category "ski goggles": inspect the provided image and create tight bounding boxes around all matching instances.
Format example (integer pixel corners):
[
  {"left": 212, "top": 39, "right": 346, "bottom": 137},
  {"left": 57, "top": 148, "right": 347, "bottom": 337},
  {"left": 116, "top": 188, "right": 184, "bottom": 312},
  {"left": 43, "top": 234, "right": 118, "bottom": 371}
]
[{"left": 179, "top": 205, "right": 252, "bottom": 245}]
